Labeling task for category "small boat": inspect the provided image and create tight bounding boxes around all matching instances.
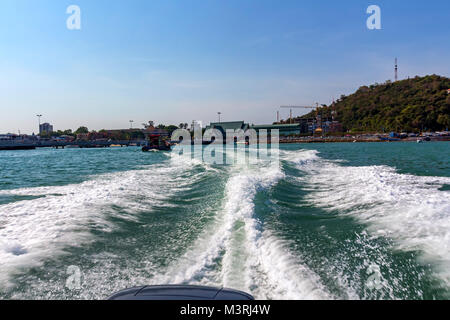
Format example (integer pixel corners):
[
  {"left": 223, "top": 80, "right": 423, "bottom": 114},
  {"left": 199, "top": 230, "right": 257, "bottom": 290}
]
[
  {"left": 417, "top": 139, "right": 423, "bottom": 143},
  {"left": 142, "top": 134, "right": 171, "bottom": 152}
]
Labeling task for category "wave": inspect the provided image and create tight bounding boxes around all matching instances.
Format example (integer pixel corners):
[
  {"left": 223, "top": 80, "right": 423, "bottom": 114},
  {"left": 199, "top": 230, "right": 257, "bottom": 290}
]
[
  {"left": 152, "top": 153, "right": 332, "bottom": 300},
  {"left": 282, "top": 149, "right": 450, "bottom": 289},
  {"left": 0, "top": 155, "right": 205, "bottom": 289}
]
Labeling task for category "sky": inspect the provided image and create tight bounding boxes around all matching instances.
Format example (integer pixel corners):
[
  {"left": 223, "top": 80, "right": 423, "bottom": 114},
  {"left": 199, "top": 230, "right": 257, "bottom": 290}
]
[{"left": 0, "top": 0, "right": 449, "bottom": 134}]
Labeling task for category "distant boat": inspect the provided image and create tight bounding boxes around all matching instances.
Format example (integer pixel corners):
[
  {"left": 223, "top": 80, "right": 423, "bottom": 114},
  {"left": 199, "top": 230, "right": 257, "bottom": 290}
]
[
  {"left": 142, "top": 134, "right": 171, "bottom": 152},
  {"left": 0, "top": 139, "right": 36, "bottom": 150}
]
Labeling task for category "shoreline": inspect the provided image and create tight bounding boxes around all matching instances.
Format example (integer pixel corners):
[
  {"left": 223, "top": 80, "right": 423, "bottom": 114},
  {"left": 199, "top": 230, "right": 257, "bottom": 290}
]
[{"left": 278, "top": 137, "right": 450, "bottom": 144}]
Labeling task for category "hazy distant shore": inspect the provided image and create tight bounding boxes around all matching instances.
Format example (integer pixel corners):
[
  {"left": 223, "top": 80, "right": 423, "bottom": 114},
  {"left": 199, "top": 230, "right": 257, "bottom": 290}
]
[{"left": 278, "top": 136, "right": 450, "bottom": 144}]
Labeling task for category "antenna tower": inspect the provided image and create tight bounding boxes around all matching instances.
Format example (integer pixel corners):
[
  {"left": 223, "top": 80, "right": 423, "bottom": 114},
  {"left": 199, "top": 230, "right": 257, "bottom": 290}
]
[{"left": 395, "top": 58, "right": 398, "bottom": 82}]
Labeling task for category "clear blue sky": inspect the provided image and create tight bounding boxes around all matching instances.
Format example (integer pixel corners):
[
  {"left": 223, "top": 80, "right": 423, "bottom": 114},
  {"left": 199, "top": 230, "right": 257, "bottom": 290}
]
[{"left": 1, "top": 0, "right": 449, "bottom": 134}]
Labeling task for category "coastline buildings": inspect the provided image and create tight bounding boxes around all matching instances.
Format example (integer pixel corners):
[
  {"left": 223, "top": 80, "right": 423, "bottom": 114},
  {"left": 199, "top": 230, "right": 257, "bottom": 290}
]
[
  {"left": 39, "top": 123, "right": 53, "bottom": 135},
  {"left": 205, "top": 121, "right": 249, "bottom": 136},
  {"left": 0, "top": 133, "right": 38, "bottom": 150},
  {"left": 205, "top": 118, "right": 344, "bottom": 140},
  {"left": 0, "top": 133, "right": 38, "bottom": 141},
  {"left": 206, "top": 121, "right": 307, "bottom": 138},
  {"left": 250, "top": 123, "right": 306, "bottom": 136}
]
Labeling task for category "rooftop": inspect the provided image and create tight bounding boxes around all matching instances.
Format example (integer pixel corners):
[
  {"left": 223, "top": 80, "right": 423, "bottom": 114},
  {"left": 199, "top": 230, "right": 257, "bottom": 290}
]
[
  {"left": 251, "top": 124, "right": 303, "bottom": 129},
  {"left": 207, "top": 121, "right": 248, "bottom": 131}
]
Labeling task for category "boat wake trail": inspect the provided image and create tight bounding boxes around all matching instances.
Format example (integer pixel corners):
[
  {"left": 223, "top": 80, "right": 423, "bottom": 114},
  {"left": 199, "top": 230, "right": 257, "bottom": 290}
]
[
  {"left": 282, "top": 149, "right": 450, "bottom": 292},
  {"left": 4, "top": 147, "right": 447, "bottom": 300},
  {"left": 154, "top": 154, "right": 332, "bottom": 300},
  {"left": 0, "top": 156, "right": 204, "bottom": 290}
]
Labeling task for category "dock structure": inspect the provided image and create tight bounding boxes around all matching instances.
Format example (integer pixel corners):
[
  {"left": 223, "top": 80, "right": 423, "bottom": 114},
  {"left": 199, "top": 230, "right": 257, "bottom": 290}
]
[{"left": 0, "top": 140, "right": 145, "bottom": 151}]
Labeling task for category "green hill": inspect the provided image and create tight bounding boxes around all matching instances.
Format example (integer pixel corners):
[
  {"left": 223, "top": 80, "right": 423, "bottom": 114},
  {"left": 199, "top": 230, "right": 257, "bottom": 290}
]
[{"left": 300, "top": 75, "right": 450, "bottom": 132}]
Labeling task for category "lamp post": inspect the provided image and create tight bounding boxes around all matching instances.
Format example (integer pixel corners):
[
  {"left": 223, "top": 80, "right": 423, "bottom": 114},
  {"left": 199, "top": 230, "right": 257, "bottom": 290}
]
[
  {"left": 218, "top": 112, "right": 222, "bottom": 123},
  {"left": 129, "top": 120, "right": 134, "bottom": 129}
]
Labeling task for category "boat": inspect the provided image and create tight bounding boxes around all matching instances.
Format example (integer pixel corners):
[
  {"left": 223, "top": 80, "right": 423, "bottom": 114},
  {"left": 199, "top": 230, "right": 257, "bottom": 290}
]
[
  {"left": 142, "top": 134, "right": 171, "bottom": 152},
  {"left": 0, "top": 136, "right": 36, "bottom": 151},
  {"left": 108, "top": 285, "right": 254, "bottom": 300},
  {"left": 0, "top": 144, "right": 35, "bottom": 151}
]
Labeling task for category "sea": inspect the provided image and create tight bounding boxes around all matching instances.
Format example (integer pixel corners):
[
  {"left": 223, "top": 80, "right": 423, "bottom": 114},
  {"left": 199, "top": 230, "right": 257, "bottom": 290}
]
[{"left": 0, "top": 142, "right": 449, "bottom": 300}]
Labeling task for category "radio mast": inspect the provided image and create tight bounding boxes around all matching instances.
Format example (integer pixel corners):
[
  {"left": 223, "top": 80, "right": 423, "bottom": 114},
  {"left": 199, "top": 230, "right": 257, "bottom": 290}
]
[{"left": 395, "top": 58, "right": 398, "bottom": 82}]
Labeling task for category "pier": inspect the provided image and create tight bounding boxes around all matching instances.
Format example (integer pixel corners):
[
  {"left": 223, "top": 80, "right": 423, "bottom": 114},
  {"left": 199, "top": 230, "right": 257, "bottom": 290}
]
[{"left": 0, "top": 140, "right": 145, "bottom": 151}]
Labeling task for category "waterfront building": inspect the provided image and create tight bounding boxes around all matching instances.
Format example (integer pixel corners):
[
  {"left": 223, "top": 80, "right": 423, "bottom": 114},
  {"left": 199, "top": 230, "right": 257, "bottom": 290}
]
[
  {"left": 206, "top": 121, "right": 250, "bottom": 139},
  {"left": 0, "top": 133, "right": 39, "bottom": 141},
  {"left": 0, "top": 134, "right": 21, "bottom": 141},
  {"left": 205, "top": 121, "right": 314, "bottom": 138},
  {"left": 250, "top": 123, "right": 308, "bottom": 136},
  {"left": 39, "top": 123, "right": 54, "bottom": 135}
]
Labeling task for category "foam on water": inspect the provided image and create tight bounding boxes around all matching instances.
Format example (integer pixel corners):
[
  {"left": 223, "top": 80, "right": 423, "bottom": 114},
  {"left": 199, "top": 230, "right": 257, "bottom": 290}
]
[
  {"left": 153, "top": 153, "right": 332, "bottom": 300},
  {"left": 0, "top": 156, "right": 203, "bottom": 288},
  {"left": 5, "top": 146, "right": 446, "bottom": 299},
  {"left": 283, "top": 149, "right": 450, "bottom": 288}
]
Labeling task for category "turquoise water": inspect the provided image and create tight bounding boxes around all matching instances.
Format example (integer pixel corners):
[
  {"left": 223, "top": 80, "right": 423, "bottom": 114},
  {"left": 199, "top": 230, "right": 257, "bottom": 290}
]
[{"left": 0, "top": 143, "right": 449, "bottom": 299}]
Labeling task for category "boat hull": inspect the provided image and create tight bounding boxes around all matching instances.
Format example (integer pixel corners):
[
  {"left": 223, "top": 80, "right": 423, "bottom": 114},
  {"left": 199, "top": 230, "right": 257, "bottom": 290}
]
[
  {"left": 0, "top": 145, "right": 36, "bottom": 151},
  {"left": 142, "top": 146, "right": 171, "bottom": 152}
]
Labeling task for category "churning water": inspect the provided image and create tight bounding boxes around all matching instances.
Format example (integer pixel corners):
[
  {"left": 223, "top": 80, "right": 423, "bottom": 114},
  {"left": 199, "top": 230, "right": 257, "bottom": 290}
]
[{"left": 0, "top": 142, "right": 449, "bottom": 299}]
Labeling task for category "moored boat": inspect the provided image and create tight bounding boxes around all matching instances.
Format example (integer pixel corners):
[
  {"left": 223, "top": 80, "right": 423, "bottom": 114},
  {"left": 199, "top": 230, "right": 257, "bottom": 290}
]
[{"left": 142, "top": 134, "right": 171, "bottom": 152}]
